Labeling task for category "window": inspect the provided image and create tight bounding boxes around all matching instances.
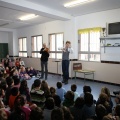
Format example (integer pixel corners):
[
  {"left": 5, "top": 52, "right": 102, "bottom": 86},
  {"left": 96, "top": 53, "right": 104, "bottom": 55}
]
[
  {"left": 31, "top": 35, "right": 43, "bottom": 58},
  {"left": 78, "top": 27, "right": 101, "bottom": 61},
  {"left": 19, "top": 37, "right": 27, "bottom": 57},
  {"left": 49, "top": 33, "right": 64, "bottom": 59}
]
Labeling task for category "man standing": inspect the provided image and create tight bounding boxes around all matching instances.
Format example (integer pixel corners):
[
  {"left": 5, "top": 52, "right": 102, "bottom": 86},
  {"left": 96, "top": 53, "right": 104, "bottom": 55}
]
[
  {"left": 62, "top": 41, "right": 73, "bottom": 84},
  {"left": 40, "top": 43, "right": 49, "bottom": 80}
]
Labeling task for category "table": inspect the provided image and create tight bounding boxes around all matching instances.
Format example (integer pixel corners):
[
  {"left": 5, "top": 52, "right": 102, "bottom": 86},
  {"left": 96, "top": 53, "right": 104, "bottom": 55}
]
[{"left": 74, "top": 70, "right": 95, "bottom": 84}]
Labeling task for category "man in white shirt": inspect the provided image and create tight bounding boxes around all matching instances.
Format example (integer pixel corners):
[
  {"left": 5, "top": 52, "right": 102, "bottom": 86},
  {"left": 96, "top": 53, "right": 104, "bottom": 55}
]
[{"left": 61, "top": 41, "right": 73, "bottom": 84}]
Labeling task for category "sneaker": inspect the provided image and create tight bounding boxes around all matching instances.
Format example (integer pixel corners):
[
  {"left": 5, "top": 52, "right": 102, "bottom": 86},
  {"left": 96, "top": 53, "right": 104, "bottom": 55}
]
[
  {"left": 64, "top": 79, "right": 68, "bottom": 85},
  {"left": 113, "top": 91, "right": 120, "bottom": 95},
  {"left": 64, "top": 82, "right": 68, "bottom": 85},
  {"left": 61, "top": 80, "right": 64, "bottom": 83}
]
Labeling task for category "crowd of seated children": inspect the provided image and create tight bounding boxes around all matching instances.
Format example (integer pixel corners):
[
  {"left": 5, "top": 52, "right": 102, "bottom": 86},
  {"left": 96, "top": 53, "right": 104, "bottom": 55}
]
[
  {"left": 1, "top": 58, "right": 120, "bottom": 120},
  {"left": 0, "top": 56, "right": 39, "bottom": 82}
]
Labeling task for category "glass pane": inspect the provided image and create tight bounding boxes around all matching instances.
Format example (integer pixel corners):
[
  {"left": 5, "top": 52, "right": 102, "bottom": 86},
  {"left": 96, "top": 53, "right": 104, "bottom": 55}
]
[
  {"left": 19, "top": 39, "right": 22, "bottom": 51},
  {"left": 19, "top": 52, "right": 27, "bottom": 57},
  {"left": 56, "top": 34, "right": 63, "bottom": 51},
  {"left": 90, "top": 31, "right": 100, "bottom": 52},
  {"left": 37, "top": 36, "right": 42, "bottom": 51},
  {"left": 19, "top": 52, "right": 22, "bottom": 57},
  {"left": 80, "top": 33, "right": 88, "bottom": 51},
  {"left": 79, "top": 54, "right": 88, "bottom": 61},
  {"left": 49, "top": 53, "right": 55, "bottom": 59},
  {"left": 23, "top": 53, "right": 27, "bottom": 57},
  {"left": 50, "top": 35, "right": 55, "bottom": 51},
  {"left": 23, "top": 38, "right": 27, "bottom": 51},
  {"left": 32, "top": 37, "right": 37, "bottom": 51},
  {"left": 32, "top": 53, "right": 37, "bottom": 57},
  {"left": 56, "top": 53, "right": 62, "bottom": 59},
  {"left": 37, "top": 53, "right": 41, "bottom": 58},
  {"left": 89, "top": 54, "right": 100, "bottom": 61}
]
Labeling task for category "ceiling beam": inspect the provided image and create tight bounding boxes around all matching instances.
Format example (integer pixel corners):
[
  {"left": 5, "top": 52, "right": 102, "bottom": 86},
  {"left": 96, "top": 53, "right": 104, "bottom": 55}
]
[{"left": 0, "top": 0, "right": 73, "bottom": 20}]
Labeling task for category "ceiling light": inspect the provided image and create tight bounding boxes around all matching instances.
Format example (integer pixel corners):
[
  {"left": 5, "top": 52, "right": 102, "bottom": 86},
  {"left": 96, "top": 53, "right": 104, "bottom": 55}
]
[
  {"left": 64, "top": 0, "right": 95, "bottom": 8},
  {"left": 19, "top": 14, "right": 38, "bottom": 21}
]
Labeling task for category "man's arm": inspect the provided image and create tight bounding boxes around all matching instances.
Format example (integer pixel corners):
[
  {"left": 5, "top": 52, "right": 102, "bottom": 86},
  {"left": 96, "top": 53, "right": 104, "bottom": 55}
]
[
  {"left": 40, "top": 48, "right": 44, "bottom": 54},
  {"left": 68, "top": 47, "right": 73, "bottom": 54}
]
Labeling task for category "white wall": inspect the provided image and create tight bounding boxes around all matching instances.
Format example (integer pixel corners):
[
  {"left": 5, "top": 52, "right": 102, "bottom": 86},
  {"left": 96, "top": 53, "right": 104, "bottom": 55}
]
[
  {"left": 15, "top": 8, "right": 120, "bottom": 84},
  {"left": 0, "top": 28, "right": 17, "bottom": 56},
  {"left": 0, "top": 31, "right": 8, "bottom": 43},
  {"left": 16, "top": 20, "right": 77, "bottom": 58},
  {"left": 75, "top": 8, "right": 120, "bottom": 84}
]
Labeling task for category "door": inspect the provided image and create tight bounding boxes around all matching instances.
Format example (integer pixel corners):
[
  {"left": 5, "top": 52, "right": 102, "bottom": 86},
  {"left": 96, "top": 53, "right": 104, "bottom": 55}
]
[{"left": 0, "top": 43, "right": 9, "bottom": 59}]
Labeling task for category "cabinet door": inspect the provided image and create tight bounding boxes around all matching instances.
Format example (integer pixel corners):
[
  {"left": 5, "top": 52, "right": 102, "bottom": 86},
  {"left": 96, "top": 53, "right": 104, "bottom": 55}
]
[{"left": 0, "top": 43, "right": 9, "bottom": 59}]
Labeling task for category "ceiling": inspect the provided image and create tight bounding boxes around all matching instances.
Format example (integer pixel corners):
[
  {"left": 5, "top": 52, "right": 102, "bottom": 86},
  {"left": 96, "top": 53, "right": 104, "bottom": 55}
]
[{"left": 0, "top": 0, "right": 120, "bottom": 29}]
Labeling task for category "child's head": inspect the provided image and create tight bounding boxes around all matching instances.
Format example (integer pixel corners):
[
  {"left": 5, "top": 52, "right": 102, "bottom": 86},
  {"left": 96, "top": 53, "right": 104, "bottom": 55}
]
[
  {"left": 84, "top": 92, "right": 93, "bottom": 106},
  {"left": 74, "top": 97, "right": 84, "bottom": 108},
  {"left": 20, "top": 80, "right": 27, "bottom": 89},
  {"left": 56, "top": 82, "right": 62, "bottom": 89},
  {"left": 65, "top": 91, "right": 74, "bottom": 101},
  {"left": 45, "top": 97, "right": 55, "bottom": 110},
  {"left": 11, "top": 87, "right": 19, "bottom": 96},
  {"left": 14, "top": 95, "right": 26, "bottom": 107},
  {"left": 30, "top": 107, "right": 44, "bottom": 120},
  {"left": 34, "top": 79, "right": 41, "bottom": 88},
  {"left": 83, "top": 85, "right": 91, "bottom": 93},
  {"left": 51, "top": 108, "right": 64, "bottom": 120},
  {"left": 95, "top": 104, "right": 107, "bottom": 119},
  {"left": 41, "top": 80, "right": 49, "bottom": 91},
  {"left": 115, "top": 95, "right": 120, "bottom": 104},
  {"left": 71, "top": 84, "right": 77, "bottom": 92},
  {"left": 13, "top": 76, "right": 20, "bottom": 85},
  {"left": 50, "top": 87, "right": 56, "bottom": 95},
  {"left": 115, "top": 104, "right": 120, "bottom": 116},
  {"left": 6, "top": 77, "right": 14, "bottom": 87},
  {"left": 27, "top": 67, "right": 30, "bottom": 71},
  {"left": 30, "top": 67, "right": 33, "bottom": 70}
]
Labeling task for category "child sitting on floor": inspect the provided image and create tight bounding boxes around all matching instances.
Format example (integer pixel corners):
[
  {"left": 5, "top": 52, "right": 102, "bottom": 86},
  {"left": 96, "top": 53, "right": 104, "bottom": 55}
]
[
  {"left": 27, "top": 67, "right": 37, "bottom": 77},
  {"left": 19, "top": 66, "right": 31, "bottom": 80}
]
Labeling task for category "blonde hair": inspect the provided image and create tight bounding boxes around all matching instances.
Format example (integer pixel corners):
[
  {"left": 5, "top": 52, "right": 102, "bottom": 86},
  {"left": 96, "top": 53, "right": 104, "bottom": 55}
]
[{"left": 101, "top": 87, "right": 110, "bottom": 98}]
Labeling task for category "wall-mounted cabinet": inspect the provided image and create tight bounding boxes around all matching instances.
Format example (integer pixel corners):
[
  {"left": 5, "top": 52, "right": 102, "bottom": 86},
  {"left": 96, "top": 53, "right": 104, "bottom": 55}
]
[{"left": 100, "top": 37, "right": 120, "bottom": 62}]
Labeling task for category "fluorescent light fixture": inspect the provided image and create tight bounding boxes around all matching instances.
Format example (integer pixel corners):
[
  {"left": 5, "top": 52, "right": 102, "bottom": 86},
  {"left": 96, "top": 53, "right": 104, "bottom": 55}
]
[
  {"left": 64, "top": 0, "right": 95, "bottom": 8},
  {"left": 19, "top": 14, "right": 38, "bottom": 21}
]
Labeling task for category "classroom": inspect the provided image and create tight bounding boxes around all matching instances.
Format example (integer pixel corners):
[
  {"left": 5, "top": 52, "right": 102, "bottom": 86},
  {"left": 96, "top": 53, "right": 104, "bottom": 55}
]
[{"left": 0, "top": 0, "right": 120, "bottom": 120}]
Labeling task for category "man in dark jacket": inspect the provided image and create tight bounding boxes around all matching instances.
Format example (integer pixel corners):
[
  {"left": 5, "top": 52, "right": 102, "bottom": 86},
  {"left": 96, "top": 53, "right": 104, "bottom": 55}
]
[{"left": 40, "top": 43, "right": 49, "bottom": 80}]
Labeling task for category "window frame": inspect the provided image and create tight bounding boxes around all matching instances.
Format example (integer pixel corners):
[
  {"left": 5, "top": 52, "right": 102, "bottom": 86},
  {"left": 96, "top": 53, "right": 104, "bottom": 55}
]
[
  {"left": 78, "top": 28, "right": 101, "bottom": 62},
  {"left": 31, "top": 35, "right": 43, "bottom": 58},
  {"left": 49, "top": 32, "right": 64, "bottom": 59},
  {"left": 18, "top": 37, "right": 27, "bottom": 57}
]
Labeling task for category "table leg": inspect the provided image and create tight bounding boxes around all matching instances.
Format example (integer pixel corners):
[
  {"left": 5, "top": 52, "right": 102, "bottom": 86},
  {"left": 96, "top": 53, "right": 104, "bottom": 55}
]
[
  {"left": 57, "top": 62, "right": 58, "bottom": 74},
  {"left": 84, "top": 73, "right": 85, "bottom": 84},
  {"left": 74, "top": 71, "right": 76, "bottom": 83}
]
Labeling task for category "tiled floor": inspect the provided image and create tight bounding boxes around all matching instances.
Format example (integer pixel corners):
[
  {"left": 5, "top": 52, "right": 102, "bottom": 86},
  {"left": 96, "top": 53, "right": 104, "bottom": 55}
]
[{"left": 27, "top": 73, "right": 120, "bottom": 107}]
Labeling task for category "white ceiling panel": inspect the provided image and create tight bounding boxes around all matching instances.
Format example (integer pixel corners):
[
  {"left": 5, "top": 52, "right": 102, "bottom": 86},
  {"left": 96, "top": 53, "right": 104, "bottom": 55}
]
[
  {"left": 0, "top": 0, "right": 120, "bottom": 29},
  {"left": 26, "top": 0, "right": 120, "bottom": 16}
]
